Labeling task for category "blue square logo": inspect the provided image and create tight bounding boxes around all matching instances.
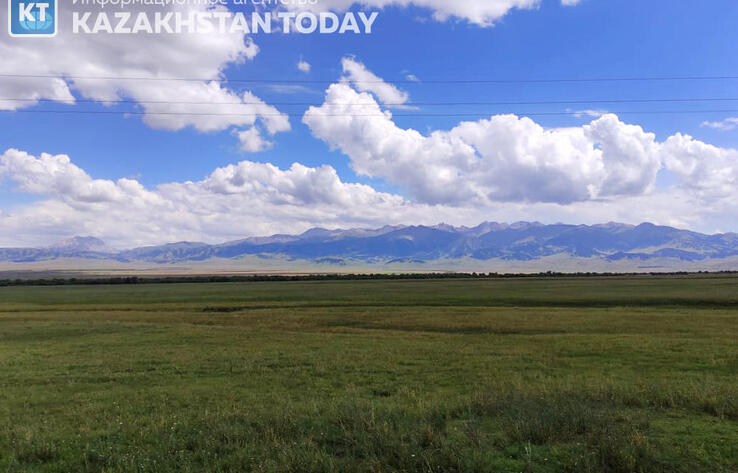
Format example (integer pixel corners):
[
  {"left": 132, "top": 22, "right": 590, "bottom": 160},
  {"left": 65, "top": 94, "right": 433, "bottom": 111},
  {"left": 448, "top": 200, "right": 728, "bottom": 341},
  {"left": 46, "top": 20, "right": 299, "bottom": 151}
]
[{"left": 8, "top": 0, "right": 57, "bottom": 37}]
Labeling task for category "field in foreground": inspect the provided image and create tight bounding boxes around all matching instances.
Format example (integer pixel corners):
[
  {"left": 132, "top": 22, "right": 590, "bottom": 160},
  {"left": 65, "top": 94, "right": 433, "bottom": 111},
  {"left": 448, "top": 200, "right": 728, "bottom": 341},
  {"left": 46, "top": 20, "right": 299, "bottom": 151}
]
[{"left": 0, "top": 277, "right": 736, "bottom": 472}]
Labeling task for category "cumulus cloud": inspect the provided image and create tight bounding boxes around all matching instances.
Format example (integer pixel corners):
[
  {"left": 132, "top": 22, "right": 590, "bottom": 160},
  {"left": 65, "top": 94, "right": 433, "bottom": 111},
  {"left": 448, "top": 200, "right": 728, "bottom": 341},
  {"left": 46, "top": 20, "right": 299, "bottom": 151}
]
[
  {"left": 304, "top": 81, "right": 664, "bottom": 205},
  {"left": 340, "top": 57, "right": 410, "bottom": 107},
  {"left": 0, "top": 148, "right": 426, "bottom": 247},
  {"left": 662, "top": 133, "right": 738, "bottom": 201},
  {"left": 302, "top": 61, "right": 738, "bottom": 220},
  {"left": 583, "top": 115, "right": 661, "bottom": 197},
  {"left": 235, "top": 127, "right": 274, "bottom": 153},
  {"left": 0, "top": 150, "right": 157, "bottom": 206},
  {"left": 305, "top": 83, "right": 475, "bottom": 204},
  {"left": 0, "top": 3, "right": 289, "bottom": 140}
]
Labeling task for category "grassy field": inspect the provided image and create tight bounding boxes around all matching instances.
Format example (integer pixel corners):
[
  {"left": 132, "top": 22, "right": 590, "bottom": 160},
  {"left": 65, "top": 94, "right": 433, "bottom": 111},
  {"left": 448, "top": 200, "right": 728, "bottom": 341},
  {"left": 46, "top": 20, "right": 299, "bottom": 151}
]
[{"left": 0, "top": 276, "right": 736, "bottom": 472}]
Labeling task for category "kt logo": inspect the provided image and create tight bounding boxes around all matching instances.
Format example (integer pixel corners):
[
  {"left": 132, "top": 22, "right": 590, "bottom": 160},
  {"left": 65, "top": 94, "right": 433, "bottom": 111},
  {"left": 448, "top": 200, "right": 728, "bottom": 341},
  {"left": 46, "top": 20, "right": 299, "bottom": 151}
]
[{"left": 8, "top": 0, "right": 58, "bottom": 37}]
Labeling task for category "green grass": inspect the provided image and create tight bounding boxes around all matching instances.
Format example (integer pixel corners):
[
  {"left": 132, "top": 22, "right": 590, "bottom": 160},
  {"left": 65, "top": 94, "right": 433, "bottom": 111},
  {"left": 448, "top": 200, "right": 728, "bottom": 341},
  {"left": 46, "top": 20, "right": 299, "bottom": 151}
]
[{"left": 0, "top": 276, "right": 736, "bottom": 472}]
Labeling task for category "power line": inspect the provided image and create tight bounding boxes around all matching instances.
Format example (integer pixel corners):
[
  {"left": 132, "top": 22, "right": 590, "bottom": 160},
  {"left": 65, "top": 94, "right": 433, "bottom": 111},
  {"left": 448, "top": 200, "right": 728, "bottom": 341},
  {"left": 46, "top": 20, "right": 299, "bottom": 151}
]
[
  {"left": 2, "top": 73, "right": 738, "bottom": 85},
  {"left": 2, "top": 97, "right": 738, "bottom": 107},
  {"left": 3, "top": 109, "right": 738, "bottom": 118}
]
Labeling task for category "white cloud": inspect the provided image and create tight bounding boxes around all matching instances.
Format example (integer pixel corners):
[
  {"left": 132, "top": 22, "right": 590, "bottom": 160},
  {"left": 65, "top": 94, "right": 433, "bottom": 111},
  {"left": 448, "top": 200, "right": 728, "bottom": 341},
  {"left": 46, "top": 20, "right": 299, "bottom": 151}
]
[
  {"left": 0, "top": 150, "right": 154, "bottom": 205},
  {"left": 0, "top": 3, "right": 289, "bottom": 140},
  {"left": 701, "top": 118, "right": 738, "bottom": 131},
  {"left": 341, "top": 57, "right": 410, "bottom": 107},
  {"left": 583, "top": 114, "right": 661, "bottom": 197},
  {"left": 301, "top": 64, "right": 738, "bottom": 224},
  {"left": 297, "top": 60, "right": 312, "bottom": 73},
  {"left": 662, "top": 133, "right": 738, "bottom": 201},
  {"left": 0, "top": 148, "right": 421, "bottom": 247},
  {"left": 235, "top": 127, "right": 274, "bottom": 153},
  {"left": 561, "top": 0, "right": 582, "bottom": 6},
  {"left": 2, "top": 145, "right": 738, "bottom": 248},
  {"left": 304, "top": 81, "right": 663, "bottom": 205},
  {"left": 305, "top": 83, "right": 476, "bottom": 204}
]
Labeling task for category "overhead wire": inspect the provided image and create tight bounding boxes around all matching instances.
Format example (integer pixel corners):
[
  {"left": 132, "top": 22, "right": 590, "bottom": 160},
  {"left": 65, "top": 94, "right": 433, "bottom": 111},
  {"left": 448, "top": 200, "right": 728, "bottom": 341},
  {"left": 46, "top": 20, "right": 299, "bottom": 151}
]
[
  {"left": 3, "top": 109, "right": 738, "bottom": 118},
  {"left": 1, "top": 73, "right": 738, "bottom": 84}
]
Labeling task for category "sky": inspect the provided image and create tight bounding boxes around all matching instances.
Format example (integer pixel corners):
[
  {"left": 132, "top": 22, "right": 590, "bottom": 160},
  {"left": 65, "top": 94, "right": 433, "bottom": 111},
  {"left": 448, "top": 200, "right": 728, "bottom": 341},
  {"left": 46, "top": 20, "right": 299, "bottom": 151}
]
[{"left": 1, "top": 0, "right": 738, "bottom": 248}]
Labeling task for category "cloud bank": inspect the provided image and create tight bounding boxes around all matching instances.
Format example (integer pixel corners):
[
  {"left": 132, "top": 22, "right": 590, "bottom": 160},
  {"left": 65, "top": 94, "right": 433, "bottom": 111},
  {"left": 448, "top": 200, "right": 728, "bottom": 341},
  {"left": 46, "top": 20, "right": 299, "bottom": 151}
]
[
  {"left": 2, "top": 120, "right": 737, "bottom": 248},
  {"left": 0, "top": 3, "right": 289, "bottom": 151}
]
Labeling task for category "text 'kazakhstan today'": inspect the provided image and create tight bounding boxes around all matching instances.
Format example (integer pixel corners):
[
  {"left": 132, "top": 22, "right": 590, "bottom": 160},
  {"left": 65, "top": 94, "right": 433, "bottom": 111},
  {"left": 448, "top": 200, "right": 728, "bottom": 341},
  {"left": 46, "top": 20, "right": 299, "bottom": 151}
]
[{"left": 72, "top": 11, "right": 379, "bottom": 34}]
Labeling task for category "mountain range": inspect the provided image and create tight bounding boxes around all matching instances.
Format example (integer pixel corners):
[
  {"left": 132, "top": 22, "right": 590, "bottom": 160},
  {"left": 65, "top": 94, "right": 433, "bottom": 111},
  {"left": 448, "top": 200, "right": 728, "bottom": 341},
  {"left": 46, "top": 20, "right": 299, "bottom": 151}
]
[{"left": 2, "top": 222, "right": 738, "bottom": 270}]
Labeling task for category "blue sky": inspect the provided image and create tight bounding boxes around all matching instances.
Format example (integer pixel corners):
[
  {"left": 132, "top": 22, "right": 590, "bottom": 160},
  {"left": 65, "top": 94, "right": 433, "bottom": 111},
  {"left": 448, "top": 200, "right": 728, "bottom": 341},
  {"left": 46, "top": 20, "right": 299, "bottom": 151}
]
[{"left": 1, "top": 0, "right": 738, "bottom": 246}]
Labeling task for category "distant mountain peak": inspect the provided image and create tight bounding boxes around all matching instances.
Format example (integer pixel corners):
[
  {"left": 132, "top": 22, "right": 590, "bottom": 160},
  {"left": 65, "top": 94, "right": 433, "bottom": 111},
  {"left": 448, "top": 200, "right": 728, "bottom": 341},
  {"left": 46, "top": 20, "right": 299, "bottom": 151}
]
[
  {"left": 431, "top": 223, "right": 457, "bottom": 232},
  {"left": 49, "top": 236, "right": 114, "bottom": 254},
  {"left": 509, "top": 221, "right": 544, "bottom": 230},
  {"left": 299, "top": 228, "right": 333, "bottom": 238},
  {"left": 592, "top": 222, "right": 634, "bottom": 230}
]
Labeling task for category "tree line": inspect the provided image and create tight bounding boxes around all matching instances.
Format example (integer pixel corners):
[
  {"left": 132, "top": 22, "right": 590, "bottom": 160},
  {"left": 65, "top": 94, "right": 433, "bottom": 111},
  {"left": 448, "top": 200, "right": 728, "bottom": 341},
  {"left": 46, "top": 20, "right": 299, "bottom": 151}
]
[{"left": 1, "top": 271, "right": 736, "bottom": 287}]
